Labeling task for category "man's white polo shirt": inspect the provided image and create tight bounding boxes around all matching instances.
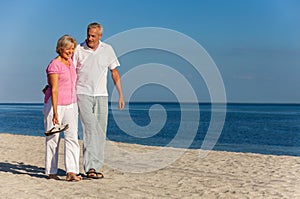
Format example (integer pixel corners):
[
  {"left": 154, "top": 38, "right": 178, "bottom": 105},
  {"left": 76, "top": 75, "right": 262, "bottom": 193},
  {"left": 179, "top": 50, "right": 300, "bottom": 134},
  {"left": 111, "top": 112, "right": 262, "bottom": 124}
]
[{"left": 73, "top": 41, "right": 120, "bottom": 96}]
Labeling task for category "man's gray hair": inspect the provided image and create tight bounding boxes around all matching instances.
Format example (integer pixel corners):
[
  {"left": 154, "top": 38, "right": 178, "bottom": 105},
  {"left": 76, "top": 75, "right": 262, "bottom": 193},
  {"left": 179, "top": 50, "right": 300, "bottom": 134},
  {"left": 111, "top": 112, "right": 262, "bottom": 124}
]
[{"left": 87, "top": 22, "right": 103, "bottom": 35}]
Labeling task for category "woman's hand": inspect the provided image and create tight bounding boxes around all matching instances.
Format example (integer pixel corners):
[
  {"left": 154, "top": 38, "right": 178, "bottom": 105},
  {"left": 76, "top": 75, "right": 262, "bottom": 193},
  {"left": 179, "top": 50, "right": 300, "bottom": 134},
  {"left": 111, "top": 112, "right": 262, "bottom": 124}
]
[{"left": 52, "top": 113, "right": 59, "bottom": 125}]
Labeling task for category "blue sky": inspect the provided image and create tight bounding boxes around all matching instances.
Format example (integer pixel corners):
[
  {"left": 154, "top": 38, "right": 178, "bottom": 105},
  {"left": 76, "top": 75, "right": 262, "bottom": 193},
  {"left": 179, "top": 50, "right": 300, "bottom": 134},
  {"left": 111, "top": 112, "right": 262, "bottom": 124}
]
[{"left": 0, "top": 0, "right": 299, "bottom": 103}]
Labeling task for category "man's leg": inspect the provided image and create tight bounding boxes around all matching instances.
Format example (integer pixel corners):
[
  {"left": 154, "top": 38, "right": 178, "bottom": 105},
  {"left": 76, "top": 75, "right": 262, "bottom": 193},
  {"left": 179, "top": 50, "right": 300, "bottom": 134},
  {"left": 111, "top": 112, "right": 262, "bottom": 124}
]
[
  {"left": 77, "top": 94, "right": 102, "bottom": 173},
  {"left": 94, "top": 96, "right": 108, "bottom": 170}
]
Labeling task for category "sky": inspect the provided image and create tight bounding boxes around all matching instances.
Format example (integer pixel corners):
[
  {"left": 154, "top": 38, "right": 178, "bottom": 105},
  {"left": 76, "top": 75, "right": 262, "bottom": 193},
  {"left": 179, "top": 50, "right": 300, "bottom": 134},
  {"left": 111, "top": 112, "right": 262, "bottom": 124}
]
[{"left": 0, "top": 0, "right": 299, "bottom": 103}]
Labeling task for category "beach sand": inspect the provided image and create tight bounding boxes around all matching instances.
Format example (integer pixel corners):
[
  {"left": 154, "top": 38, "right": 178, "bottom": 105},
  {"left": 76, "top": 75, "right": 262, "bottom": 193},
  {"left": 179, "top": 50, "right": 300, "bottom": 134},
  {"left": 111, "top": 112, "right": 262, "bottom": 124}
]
[{"left": 0, "top": 133, "right": 299, "bottom": 199}]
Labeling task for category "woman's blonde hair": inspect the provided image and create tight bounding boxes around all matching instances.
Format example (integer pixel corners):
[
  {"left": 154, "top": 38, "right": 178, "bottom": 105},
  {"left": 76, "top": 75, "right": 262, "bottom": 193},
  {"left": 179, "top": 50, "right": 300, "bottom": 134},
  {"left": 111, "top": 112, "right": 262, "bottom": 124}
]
[{"left": 56, "top": 34, "right": 77, "bottom": 54}]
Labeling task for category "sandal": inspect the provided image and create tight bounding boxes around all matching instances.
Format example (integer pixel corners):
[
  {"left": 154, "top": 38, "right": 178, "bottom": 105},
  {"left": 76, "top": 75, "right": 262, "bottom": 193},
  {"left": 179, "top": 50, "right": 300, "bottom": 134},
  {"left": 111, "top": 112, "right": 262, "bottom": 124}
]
[
  {"left": 45, "top": 124, "right": 69, "bottom": 136},
  {"left": 86, "top": 168, "right": 104, "bottom": 179},
  {"left": 66, "top": 172, "right": 82, "bottom": 182}
]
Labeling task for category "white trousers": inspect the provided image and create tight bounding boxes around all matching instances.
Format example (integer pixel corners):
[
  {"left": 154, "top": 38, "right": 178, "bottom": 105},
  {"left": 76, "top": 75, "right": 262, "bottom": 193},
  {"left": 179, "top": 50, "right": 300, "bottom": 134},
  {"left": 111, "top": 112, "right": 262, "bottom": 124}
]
[{"left": 43, "top": 99, "right": 80, "bottom": 175}]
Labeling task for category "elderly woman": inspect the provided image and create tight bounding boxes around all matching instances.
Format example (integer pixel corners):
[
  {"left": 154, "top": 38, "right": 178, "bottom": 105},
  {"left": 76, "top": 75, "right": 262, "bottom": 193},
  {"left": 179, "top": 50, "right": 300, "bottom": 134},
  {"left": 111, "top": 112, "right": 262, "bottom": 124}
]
[{"left": 43, "top": 35, "right": 81, "bottom": 181}]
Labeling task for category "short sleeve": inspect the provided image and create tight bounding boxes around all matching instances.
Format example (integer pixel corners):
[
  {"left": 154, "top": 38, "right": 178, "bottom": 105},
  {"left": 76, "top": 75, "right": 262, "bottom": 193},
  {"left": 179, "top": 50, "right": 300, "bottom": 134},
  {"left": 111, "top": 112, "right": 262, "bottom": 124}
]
[
  {"left": 46, "top": 60, "right": 62, "bottom": 75},
  {"left": 108, "top": 46, "right": 120, "bottom": 70},
  {"left": 73, "top": 44, "right": 79, "bottom": 69}
]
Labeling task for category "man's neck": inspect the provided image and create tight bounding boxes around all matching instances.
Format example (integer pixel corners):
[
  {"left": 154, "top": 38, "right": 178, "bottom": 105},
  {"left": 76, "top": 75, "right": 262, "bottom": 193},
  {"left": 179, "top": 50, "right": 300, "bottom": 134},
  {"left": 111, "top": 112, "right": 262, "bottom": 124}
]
[{"left": 85, "top": 40, "right": 100, "bottom": 51}]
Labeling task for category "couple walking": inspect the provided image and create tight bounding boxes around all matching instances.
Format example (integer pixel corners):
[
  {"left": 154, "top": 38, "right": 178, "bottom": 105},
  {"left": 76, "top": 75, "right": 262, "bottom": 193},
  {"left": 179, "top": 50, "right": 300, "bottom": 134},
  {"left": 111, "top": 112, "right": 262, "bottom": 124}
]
[{"left": 42, "top": 22, "right": 125, "bottom": 181}]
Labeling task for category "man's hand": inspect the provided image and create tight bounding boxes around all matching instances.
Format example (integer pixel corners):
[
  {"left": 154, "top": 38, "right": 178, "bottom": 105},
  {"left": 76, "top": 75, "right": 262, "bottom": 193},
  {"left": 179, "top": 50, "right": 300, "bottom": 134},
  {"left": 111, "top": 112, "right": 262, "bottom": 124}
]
[{"left": 119, "top": 97, "right": 125, "bottom": 110}]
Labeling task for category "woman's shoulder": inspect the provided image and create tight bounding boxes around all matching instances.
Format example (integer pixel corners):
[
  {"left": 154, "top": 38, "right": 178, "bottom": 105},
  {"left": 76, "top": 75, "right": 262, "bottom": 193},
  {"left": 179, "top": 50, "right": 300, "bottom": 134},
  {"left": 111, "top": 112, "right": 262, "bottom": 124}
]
[
  {"left": 48, "top": 58, "right": 61, "bottom": 66},
  {"left": 47, "top": 58, "right": 66, "bottom": 73}
]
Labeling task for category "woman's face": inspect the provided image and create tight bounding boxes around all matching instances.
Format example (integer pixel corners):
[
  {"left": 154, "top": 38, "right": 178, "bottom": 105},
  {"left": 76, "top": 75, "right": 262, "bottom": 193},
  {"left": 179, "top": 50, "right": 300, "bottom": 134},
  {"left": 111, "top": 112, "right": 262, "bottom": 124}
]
[{"left": 60, "top": 43, "right": 75, "bottom": 60}]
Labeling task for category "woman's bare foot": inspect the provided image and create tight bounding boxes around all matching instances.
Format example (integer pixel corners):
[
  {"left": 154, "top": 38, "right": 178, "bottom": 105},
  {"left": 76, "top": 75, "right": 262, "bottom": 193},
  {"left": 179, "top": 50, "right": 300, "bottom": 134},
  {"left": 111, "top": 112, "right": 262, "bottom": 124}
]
[
  {"left": 66, "top": 172, "right": 82, "bottom": 182},
  {"left": 48, "top": 174, "right": 60, "bottom": 180}
]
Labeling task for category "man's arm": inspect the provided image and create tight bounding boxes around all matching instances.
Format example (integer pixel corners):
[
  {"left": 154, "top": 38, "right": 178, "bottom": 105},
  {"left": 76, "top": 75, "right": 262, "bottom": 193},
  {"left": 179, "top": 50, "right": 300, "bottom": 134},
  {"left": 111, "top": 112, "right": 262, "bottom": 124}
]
[{"left": 111, "top": 68, "right": 125, "bottom": 110}]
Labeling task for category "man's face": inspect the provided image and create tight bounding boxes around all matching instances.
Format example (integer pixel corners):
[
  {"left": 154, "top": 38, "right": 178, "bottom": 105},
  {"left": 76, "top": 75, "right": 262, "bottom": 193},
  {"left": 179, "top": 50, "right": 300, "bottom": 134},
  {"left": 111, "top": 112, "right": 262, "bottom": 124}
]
[{"left": 86, "top": 27, "right": 102, "bottom": 50}]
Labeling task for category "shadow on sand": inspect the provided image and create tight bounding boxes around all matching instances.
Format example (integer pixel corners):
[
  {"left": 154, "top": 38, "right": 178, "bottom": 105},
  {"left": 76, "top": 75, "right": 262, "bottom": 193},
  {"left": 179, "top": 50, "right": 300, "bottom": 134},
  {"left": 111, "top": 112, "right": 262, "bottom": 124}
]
[{"left": 0, "top": 161, "right": 65, "bottom": 179}]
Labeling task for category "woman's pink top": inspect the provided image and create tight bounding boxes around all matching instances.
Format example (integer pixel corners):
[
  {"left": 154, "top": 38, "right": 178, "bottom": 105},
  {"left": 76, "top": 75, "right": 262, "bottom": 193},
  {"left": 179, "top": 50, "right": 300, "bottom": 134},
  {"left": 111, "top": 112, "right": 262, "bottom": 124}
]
[{"left": 44, "top": 59, "right": 77, "bottom": 105}]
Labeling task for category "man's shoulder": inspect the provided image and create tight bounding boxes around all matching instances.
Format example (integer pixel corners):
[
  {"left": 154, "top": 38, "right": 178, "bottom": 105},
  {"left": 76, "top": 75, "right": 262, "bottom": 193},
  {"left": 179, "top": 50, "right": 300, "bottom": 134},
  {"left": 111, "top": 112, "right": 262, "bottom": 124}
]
[
  {"left": 100, "top": 41, "right": 113, "bottom": 49},
  {"left": 74, "top": 42, "right": 86, "bottom": 51},
  {"left": 76, "top": 41, "right": 113, "bottom": 50},
  {"left": 78, "top": 41, "right": 88, "bottom": 48}
]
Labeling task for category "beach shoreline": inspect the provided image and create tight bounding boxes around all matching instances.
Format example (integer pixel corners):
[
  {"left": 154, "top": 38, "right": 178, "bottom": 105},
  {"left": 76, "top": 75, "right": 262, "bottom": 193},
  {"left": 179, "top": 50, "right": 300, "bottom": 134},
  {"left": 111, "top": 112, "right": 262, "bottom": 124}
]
[{"left": 0, "top": 133, "right": 299, "bottom": 198}]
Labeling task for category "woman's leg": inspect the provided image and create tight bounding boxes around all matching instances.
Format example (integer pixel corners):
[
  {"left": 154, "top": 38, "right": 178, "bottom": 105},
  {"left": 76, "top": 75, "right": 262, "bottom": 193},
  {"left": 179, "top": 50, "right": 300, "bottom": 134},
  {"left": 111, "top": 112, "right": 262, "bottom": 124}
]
[{"left": 43, "top": 99, "right": 61, "bottom": 175}]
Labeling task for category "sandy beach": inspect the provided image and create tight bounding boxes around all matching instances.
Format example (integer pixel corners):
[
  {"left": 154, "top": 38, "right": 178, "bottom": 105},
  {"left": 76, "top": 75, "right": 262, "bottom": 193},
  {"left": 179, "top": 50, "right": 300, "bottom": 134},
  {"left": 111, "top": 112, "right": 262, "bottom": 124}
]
[{"left": 0, "top": 133, "right": 299, "bottom": 199}]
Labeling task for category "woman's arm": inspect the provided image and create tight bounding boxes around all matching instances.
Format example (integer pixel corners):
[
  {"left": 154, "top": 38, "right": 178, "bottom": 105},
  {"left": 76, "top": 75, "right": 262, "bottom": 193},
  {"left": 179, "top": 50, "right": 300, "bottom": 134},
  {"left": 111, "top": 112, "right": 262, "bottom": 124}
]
[{"left": 48, "top": 74, "right": 59, "bottom": 124}]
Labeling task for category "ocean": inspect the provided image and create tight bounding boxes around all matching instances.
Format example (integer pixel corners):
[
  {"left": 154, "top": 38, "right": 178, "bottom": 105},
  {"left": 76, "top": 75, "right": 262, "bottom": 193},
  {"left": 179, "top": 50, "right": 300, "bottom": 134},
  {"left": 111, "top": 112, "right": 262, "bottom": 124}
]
[{"left": 0, "top": 103, "right": 299, "bottom": 156}]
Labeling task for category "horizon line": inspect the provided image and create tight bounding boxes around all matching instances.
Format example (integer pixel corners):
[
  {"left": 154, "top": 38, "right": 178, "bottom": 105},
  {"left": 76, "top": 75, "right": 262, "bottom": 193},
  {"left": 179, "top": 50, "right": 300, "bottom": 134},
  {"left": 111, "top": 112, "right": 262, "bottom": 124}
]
[{"left": 1, "top": 101, "right": 300, "bottom": 105}]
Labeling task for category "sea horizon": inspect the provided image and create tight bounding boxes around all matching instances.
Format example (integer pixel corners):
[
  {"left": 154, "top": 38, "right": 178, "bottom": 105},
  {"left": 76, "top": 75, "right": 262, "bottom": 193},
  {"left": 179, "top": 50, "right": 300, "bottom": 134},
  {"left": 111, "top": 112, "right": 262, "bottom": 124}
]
[
  {"left": 1, "top": 101, "right": 300, "bottom": 105},
  {"left": 1, "top": 102, "right": 300, "bottom": 157}
]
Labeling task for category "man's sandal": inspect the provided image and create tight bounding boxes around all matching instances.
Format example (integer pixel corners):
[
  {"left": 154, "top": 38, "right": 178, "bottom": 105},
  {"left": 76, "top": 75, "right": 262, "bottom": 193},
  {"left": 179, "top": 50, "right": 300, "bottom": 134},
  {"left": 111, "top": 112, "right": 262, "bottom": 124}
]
[{"left": 86, "top": 168, "right": 104, "bottom": 179}]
